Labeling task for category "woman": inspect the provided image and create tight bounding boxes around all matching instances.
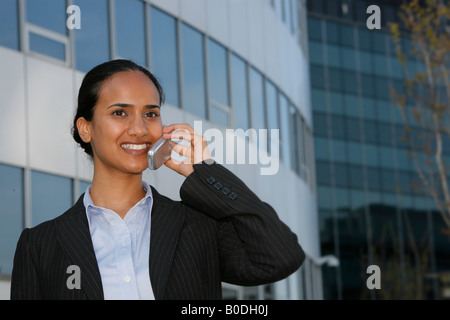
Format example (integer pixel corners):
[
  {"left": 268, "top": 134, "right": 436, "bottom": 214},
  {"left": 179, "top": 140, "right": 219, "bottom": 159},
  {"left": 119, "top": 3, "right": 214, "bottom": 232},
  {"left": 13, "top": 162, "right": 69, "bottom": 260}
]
[{"left": 11, "top": 59, "right": 305, "bottom": 300}]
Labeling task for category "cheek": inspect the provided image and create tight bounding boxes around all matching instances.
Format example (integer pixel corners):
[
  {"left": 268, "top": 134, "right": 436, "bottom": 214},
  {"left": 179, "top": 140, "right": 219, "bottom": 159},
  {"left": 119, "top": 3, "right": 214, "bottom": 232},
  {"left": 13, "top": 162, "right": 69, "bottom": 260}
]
[{"left": 148, "top": 120, "right": 163, "bottom": 138}]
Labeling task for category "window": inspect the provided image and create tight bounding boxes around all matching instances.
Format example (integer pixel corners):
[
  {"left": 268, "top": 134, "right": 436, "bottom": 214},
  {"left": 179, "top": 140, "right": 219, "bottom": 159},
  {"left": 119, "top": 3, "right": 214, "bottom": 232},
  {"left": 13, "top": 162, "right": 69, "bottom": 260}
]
[
  {"left": 207, "top": 39, "right": 230, "bottom": 126},
  {"left": 31, "top": 171, "right": 73, "bottom": 227},
  {"left": 26, "top": 0, "right": 68, "bottom": 62},
  {"left": 279, "top": 94, "right": 292, "bottom": 168},
  {"left": 249, "top": 68, "right": 266, "bottom": 131},
  {"left": 325, "top": 44, "right": 341, "bottom": 68},
  {"left": 230, "top": 54, "right": 249, "bottom": 130},
  {"left": 79, "top": 180, "right": 91, "bottom": 196},
  {"left": 290, "top": 105, "right": 300, "bottom": 173},
  {"left": 0, "top": 0, "right": 19, "bottom": 50},
  {"left": 328, "top": 67, "right": 342, "bottom": 93},
  {"left": 0, "top": 164, "right": 23, "bottom": 275},
  {"left": 308, "top": 18, "right": 322, "bottom": 41},
  {"left": 349, "top": 164, "right": 364, "bottom": 189},
  {"left": 181, "top": 23, "right": 206, "bottom": 118},
  {"left": 309, "top": 41, "right": 324, "bottom": 65},
  {"left": 316, "top": 161, "right": 331, "bottom": 185},
  {"left": 150, "top": 7, "right": 179, "bottom": 107},
  {"left": 26, "top": 0, "right": 66, "bottom": 35},
  {"left": 265, "top": 80, "right": 279, "bottom": 132},
  {"left": 115, "top": 0, "right": 146, "bottom": 66},
  {"left": 29, "top": 33, "right": 66, "bottom": 61},
  {"left": 334, "top": 163, "right": 348, "bottom": 188},
  {"left": 325, "top": 21, "right": 340, "bottom": 44},
  {"left": 310, "top": 64, "right": 325, "bottom": 88},
  {"left": 313, "top": 112, "right": 328, "bottom": 137},
  {"left": 74, "top": 0, "right": 110, "bottom": 72}
]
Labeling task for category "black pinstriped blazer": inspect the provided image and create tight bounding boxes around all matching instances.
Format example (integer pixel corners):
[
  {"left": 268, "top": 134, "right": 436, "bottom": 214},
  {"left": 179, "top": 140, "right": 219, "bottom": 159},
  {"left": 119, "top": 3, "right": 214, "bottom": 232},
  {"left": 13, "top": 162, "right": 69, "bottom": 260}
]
[{"left": 10, "top": 162, "right": 305, "bottom": 300}]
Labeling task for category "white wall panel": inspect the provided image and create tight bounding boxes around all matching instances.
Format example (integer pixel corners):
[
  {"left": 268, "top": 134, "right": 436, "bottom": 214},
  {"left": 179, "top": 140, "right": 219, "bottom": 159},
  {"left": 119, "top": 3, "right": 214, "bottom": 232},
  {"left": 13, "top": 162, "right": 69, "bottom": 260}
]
[
  {"left": 206, "top": 0, "right": 229, "bottom": 47},
  {"left": 27, "top": 57, "right": 76, "bottom": 176},
  {"left": 247, "top": 0, "right": 265, "bottom": 72},
  {"left": 0, "top": 48, "right": 27, "bottom": 167},
  {"left": 150, "top": 0, "right": 180, "bottom": 17},
  {"left": 228, "top": 0, "right": 250, "bottom": 60},
  {"left": 179, "top": 0, "right": 206, "bottom": 31}
]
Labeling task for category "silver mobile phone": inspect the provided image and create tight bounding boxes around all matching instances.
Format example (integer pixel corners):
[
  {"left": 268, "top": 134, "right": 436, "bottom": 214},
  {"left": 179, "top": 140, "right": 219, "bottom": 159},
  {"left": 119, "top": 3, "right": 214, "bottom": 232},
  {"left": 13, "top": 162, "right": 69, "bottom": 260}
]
[{"left": 147, "top": 137, "right": 172, "bottom": 170}]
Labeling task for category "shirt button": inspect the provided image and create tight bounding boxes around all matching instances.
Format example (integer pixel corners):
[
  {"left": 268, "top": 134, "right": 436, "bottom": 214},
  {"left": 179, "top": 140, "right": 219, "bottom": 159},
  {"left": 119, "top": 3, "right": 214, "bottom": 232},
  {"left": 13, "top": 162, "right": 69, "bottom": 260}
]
[
  {"left": 140, "top": 199, "right": 146, "bottom": 205},
  {"left": 124, "top": 276, "right": 131, "bottom": 283}
]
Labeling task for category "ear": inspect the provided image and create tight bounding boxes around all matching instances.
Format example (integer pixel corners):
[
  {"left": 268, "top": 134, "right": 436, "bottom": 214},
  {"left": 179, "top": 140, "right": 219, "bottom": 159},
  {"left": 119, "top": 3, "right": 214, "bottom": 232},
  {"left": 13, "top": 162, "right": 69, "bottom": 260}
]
[{"left": 76, "top": 117, "right": 92, "bottom": 143}]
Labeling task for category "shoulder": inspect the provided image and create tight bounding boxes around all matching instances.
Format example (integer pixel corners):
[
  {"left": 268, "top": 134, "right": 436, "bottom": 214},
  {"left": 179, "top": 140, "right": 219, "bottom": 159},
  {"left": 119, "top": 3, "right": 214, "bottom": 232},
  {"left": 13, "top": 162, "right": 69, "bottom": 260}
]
[
  {"left": 150, "top": 185, "right": 216, "bottom": 227},
  {"left": 17, "top": 195, "right": 85, "bottom": 248}
]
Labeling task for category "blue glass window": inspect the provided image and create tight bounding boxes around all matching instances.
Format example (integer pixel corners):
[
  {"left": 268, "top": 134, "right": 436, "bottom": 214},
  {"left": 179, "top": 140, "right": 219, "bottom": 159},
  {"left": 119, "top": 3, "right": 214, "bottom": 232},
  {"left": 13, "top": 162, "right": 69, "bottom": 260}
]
[
  {"left": 150, "top": 7, "right": 179, "bottom": 107},
  {"left": 208, "top": 39, "right": 229, "bottom": 126},
  {"left": 279, "top": 94, "right": 292, "bottom": 168},
  {"left": 290, "top": 106, "right": 300, "bottom": 173},
  {"left": 115, "top": 0, "right": 146, "bottom": 67},
  {"left": 26, "top": 0, "right": 66, "bottom": 35},
  {"left": 74, "top": 0, "right": 110, "bottom": 73},
  {"left": 0, "top": 164, "right": 23, "bottom": 275},
  {"left": 79, "top": 180, "right": 91, "bottom": 196},
  {"left": 181, "top": 23, "right": 206, "bottom": 118},
  {"left": 265, "top": 81, "right": 279, "bottom": 131},
  {"left": 31, "top": 171, "right": 73, "bottom": 227},
  {"left": 231, "top": 54, "right": 249, "bottom": 130},
  {"left": 0, "top": 0, "right": 19, "bottom": 50},
  {"left": 249, "top": 68, "right": 266, "bottom": 130},
  {"left": 29, "top": 32, "right": 66, "bottom": 61},
  {"left": 265, "top": 81, "right": 279, "bottom": 154}
]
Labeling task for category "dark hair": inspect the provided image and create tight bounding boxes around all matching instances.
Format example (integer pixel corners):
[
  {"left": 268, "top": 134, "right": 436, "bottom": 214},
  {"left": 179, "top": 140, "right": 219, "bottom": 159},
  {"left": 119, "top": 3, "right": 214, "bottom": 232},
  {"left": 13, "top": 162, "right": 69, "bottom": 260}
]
[{"left": 72, "top": 59, "right": 165, "bottom": 157}]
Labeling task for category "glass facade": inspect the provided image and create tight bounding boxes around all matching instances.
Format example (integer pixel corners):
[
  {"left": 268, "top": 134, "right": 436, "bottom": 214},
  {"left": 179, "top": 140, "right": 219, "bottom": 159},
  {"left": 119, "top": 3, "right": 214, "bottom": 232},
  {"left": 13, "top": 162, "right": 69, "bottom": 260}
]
[
  {"left": 0, "top": 0, "right": 316, "bottom": 300},
  {"left": 114, "top": 0, "right": 146, "bottom": 66},
  {"left": 150, "top": 6, "right": 179, "bottom": 107},
  {"left": 74, "top": 0, "right": 110, "bottom": 72},
  {"left": 31, "top": 171, "right": 73, "bottom": 227},
  {"left": 0, "top": 0, "right": 19, "bottom": 50},
  {"left": 308, "top": 0, "right": 450, "bottom": 300}
]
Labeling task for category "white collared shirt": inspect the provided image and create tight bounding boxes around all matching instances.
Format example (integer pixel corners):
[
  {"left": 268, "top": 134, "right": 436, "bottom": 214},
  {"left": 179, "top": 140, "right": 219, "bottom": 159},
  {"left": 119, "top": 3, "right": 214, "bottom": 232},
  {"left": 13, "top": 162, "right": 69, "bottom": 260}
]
[{"left": 83, "top": 182, "right": 155, "bottom": 300}]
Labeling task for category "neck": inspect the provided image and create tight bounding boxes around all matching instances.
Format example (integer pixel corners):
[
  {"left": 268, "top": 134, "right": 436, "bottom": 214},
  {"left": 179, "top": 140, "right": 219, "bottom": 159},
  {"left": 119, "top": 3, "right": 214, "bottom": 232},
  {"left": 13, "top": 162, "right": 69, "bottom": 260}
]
[{"left": 89, "top": 169, "right": 146, "bottom": 219}]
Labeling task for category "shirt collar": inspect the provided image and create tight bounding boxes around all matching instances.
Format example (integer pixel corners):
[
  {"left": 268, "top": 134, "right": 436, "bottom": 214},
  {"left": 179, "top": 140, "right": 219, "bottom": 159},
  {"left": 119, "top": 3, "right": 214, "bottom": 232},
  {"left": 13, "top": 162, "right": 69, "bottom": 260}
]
[{"left": 83, "top": 181, "right": 153, "bottom": 222}]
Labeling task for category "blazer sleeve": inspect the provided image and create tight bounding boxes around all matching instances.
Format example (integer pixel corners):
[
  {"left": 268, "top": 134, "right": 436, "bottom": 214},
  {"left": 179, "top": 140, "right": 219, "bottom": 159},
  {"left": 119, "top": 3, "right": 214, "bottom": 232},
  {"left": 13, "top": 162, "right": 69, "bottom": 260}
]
[
  {"left": 179, "top": 161, "right": 305, "bottom": 286},
  {"left": 10, "top": 228, "right": 42, "bottom": 300}
]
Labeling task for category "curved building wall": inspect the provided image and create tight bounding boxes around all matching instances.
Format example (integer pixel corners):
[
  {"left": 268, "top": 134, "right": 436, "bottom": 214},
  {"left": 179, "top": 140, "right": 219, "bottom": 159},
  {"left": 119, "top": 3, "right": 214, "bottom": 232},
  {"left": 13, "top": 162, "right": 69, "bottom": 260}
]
[{"left": 0, "top": 0, "right": 320, "bottom": 300}]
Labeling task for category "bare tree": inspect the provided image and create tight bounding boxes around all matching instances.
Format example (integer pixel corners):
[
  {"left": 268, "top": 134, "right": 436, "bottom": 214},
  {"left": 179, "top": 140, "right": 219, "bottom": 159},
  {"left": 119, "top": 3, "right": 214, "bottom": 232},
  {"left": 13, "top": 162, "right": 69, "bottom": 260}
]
[{"left": 389, "top": 0, "right": 450, "bottom": 231}]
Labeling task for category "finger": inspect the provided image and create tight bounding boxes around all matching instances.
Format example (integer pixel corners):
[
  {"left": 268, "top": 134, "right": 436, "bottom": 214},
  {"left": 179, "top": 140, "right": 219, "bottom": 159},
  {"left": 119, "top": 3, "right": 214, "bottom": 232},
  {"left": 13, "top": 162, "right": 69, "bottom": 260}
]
[
  {"left": 163, "top": 129, "right": 193, "bottom": 143},
  {"left": 162, "top": 124, "right": 196, "bottom": 135},
  {"left": 170, "top": 141, "right": 192, "bottom": 160}
]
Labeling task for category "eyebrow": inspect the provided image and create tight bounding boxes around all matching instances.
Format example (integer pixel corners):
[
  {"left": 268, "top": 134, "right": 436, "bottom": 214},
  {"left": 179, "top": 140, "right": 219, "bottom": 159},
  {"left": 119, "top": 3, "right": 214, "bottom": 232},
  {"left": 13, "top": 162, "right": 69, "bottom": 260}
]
[{"left": 107, "top": 103, "right": 160, "bottom": 109}]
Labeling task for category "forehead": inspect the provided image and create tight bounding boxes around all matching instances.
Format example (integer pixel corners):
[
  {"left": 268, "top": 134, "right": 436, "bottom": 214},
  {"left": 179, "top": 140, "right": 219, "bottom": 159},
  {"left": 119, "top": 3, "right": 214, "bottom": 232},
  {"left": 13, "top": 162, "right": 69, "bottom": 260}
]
[{"left": 98, "top": 70, "right": 160, "bottom": 104}]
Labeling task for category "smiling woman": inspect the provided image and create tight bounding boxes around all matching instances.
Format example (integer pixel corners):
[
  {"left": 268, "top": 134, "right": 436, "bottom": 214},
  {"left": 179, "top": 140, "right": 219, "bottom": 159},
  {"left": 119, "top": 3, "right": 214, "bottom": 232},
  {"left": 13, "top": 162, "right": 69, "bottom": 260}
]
[{"left": 10, "top": 59, "right": 305, "bottom": 300}]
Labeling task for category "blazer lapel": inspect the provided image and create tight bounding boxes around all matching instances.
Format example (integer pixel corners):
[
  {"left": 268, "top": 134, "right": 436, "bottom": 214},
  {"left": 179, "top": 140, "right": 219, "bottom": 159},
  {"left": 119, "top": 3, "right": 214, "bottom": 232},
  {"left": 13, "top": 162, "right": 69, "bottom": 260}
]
[
  {"left": 54, "top": 195, "right": 104, "bottom": 300},
  {"left": 149, "top": 187, "right": 185, "bottom": 300}
]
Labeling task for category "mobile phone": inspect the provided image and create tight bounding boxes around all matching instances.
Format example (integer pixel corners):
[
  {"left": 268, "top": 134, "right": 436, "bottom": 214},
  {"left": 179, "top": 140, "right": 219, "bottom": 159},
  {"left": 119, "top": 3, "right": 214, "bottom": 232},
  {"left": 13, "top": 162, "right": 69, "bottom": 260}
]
[{"left": 147, "top": 137, "right": 172, "bottom": 170}]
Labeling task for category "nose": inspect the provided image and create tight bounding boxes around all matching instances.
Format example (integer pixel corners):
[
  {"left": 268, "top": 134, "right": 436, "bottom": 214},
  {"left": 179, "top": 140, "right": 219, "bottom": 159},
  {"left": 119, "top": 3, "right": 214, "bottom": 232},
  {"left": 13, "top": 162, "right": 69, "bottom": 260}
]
[{"left": 127, "top": 115, "right": 148, "bottom": 137}]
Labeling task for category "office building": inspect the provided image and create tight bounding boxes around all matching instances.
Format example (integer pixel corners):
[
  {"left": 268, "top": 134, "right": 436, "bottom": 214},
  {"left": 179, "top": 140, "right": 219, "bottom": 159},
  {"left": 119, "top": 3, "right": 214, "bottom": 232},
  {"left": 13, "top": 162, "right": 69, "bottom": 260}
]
[
  {"left": 0, "top": 0, "right": 321, "bottom": 300},
  {"left": 308, "top": 0, "right": 450, "bottom": 299}
]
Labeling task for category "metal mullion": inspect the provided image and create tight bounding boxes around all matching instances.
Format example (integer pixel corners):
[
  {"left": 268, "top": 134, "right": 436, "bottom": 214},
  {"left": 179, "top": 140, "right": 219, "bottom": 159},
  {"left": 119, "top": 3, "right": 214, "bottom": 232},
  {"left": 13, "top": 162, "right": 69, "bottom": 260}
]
[
  {"left": 204, "top": 35, "right": 210, "bottom": 121},
  {"left": 108, "top": 0, "right": 116, "bottom": 60},
  {"left": 145, "top": 2, "right": 152, "bottom": 69},
  {"left": 226, "top": 48, "right": 233, "bottom": 128},
  {"left": 176, "top": 18, "right": 184, "bottom": 110}
]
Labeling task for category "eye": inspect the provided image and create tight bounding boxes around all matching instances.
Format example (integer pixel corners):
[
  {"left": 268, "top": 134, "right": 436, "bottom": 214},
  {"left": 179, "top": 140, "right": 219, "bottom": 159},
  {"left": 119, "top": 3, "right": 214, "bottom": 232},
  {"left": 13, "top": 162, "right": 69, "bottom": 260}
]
[
  {"left": 112, "top": 109, "right": 127, "bottom": 117},
  {"left": 144, "top": 111, "right": 160, "bottom": 118}
]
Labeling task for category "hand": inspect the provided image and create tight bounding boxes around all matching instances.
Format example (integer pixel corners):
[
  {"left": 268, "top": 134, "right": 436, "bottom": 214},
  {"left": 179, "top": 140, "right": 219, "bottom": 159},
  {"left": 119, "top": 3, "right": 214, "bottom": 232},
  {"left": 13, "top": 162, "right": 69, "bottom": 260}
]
[{"left": 162, "top": 123, "right": 212, "bottom": 177}]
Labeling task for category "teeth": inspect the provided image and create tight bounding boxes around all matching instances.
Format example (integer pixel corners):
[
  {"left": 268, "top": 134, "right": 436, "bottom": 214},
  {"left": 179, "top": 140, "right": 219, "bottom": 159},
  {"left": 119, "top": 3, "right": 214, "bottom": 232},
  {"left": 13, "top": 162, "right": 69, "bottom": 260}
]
[{"left": 121, "top": 144, "right": 147, "bottom": 150}]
